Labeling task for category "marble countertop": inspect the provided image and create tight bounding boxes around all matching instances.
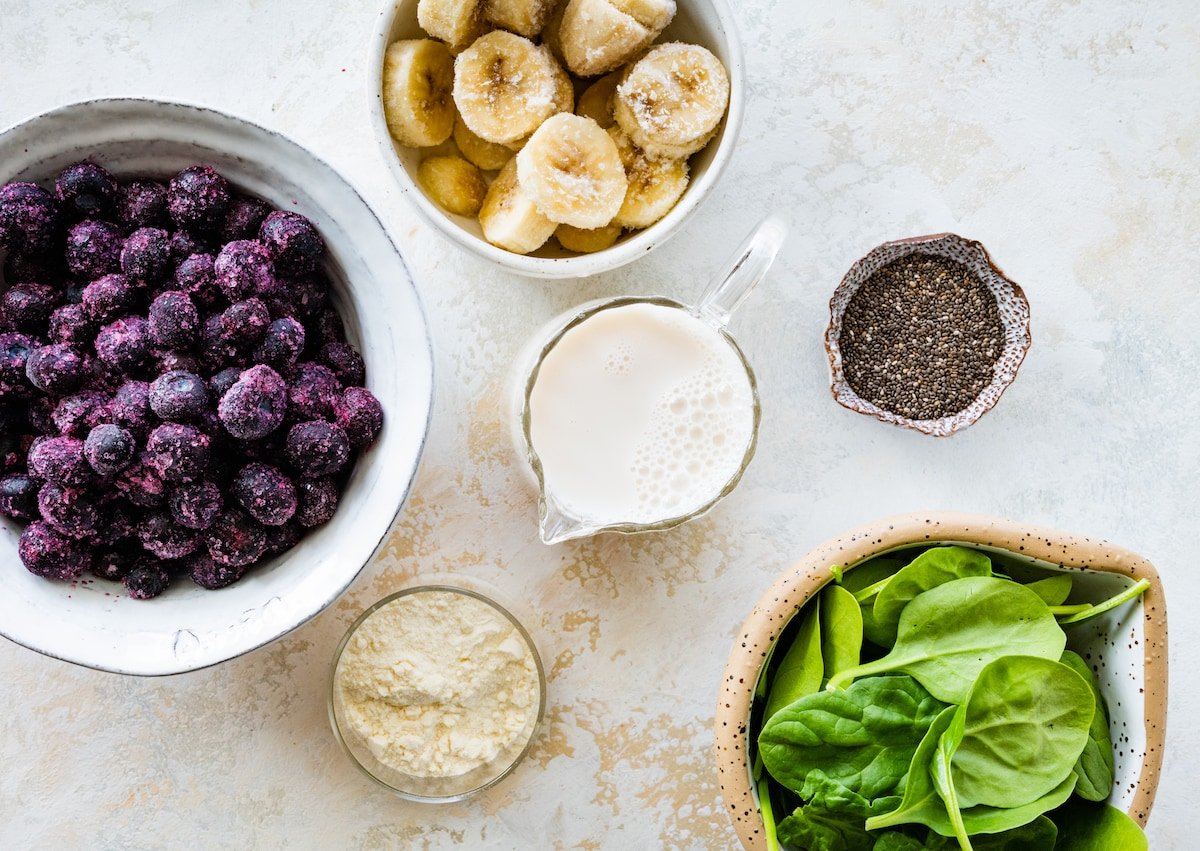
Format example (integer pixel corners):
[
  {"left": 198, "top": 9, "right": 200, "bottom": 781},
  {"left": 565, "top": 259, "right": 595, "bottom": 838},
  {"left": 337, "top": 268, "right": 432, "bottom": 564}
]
[{"left": 1, "top": 0, "right": 1196, "bottom": 847}]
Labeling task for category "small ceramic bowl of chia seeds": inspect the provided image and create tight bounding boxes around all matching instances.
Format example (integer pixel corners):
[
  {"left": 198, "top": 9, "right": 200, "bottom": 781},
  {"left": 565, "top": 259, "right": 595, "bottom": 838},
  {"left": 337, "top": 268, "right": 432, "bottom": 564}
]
[{"left": 825, "top": 233, "right": 1031, "bottom": 437}]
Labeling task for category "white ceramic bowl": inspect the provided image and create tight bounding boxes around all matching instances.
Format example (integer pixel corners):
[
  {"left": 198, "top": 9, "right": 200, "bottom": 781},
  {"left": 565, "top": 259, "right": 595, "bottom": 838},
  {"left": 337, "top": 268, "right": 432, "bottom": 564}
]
[
  {"left": 368, "top": 0, "right": 746, "bottom": 279},
  {"left": 0, "top": 98, "right": 434, "bottom": 675}
]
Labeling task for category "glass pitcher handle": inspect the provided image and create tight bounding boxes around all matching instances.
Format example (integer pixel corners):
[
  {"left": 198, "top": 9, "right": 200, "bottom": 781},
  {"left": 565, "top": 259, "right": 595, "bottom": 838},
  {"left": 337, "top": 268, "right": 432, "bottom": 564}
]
[{"left": 696, "top": 215, "right": 788, "bottom": 328}]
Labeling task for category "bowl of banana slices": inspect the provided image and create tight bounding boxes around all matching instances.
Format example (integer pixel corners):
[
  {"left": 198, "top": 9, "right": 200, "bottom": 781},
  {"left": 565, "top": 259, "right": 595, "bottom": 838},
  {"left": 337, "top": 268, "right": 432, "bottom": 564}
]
[{"left": 369, "top": 0, "right": 745, "bottom": 278}]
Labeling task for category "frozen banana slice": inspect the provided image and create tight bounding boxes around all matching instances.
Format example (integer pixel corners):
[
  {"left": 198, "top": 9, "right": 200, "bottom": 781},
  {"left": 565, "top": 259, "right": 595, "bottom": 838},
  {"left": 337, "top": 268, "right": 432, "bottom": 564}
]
[
  {"left": 576, "top": 71, "right": 621, "bottom": 127},
  {"left": 479, "top": 159, "right": 558, "bottom": 254},
  {"left": 607, "top": 127, "right": 689, "bottom": 229},
  {"left": 485, "top": 0, "right": 559, "bottom": 38},
  {"left": 382, "top": 39, "right": 457, "bottom": 148},
  {"left": 614, "top": 42, "right": 729, "bottom": 159},
  {"left": 558, "top": 0, "right": 675, "bottom": 77},
  {"left": 418, "top": 0, "right": 485, "bottom": 48},
  {"left": 454, "top": 30, "right": 562, "bottom": 145},
  {"left": 555, "top": 223, "right": 622, "bottom": 253},
  {"left": 419, "top": 155, "right": 489, "bottom": 217},
  {"left": 453, "top": 115, "right": 514, "bottom": 171},
  {"left": 516, "top": 113, "right": 627, "bottom": 229}
]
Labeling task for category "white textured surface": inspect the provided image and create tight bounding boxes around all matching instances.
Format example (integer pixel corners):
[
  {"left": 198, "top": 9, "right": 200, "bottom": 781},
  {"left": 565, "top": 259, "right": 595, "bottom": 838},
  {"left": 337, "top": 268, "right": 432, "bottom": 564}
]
[{"left": 1, "top": 0, "right": 1196, "bottom": 847}]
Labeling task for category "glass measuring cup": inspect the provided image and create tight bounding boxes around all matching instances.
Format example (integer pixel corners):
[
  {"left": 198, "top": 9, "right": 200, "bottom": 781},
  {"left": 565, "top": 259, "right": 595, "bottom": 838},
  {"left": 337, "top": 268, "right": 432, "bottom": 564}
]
[{"left": 511, "top": 216, "right": 787, "bottom": 544}]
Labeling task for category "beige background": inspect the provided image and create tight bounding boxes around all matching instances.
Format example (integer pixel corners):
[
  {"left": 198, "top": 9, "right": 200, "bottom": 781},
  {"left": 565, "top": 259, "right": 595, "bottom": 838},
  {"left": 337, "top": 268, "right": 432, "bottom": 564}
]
[{"left": 1, "top": 0, "right": 1197, "bottom": 847}]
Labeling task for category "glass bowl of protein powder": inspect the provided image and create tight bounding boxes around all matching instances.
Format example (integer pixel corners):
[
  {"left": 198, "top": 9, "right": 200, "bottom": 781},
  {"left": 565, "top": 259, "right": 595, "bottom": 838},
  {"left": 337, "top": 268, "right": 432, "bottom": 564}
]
[{"left": 328, "top": 583, "right": 546, "bottom": 800}]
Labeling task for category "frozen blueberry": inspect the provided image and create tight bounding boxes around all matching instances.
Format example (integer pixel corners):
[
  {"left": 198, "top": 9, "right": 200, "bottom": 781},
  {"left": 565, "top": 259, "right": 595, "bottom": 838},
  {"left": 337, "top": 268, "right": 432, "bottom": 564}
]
[
  {"left": 94, "top": 316, "right": 152, "bottom": 372},
  {"left": 167, "top": 165, "right": 231, "bottom": 233},
  {"left": 83, "top": 423, "right": 136, "bottom": 476},
  {"left": 2, "top": 282, "right": 61, "bottom": 333},
  {"left": 0, "top": 332, "right": 36, "bottom": 394},
  {"left": 204, "top": 508, "right": 268, "bottom": 568},
  {"left": 285, "top": 420, "right": 350, "bottom": 477},
  {"left": 137, "top": 511, "right": 199, "bottom": 560},
  {"left": 38, "top": 481, "right": 100, "bottom": 539},
  {"left": 92, "top": 548, "right": 135, "bottom": 581},
  {"left": 335, "top": 386, "right": 384, "bottom": 449},
  {"left": 120, "top": 227, "right": 172, "bottom": 285},
  {"left": 319, "top": 341, "right": 365, "bottom": 387},
  {"left": 188, "top": 551, "right": 246, "bottom": 589},
  {"left": 124, "top": 559, "right": 170, "bottom": 599},
  {"left": 19, "top": 521, "right": 92, "bottom": 580},
  {"left": 253, "top": 317, "right": 304, "bottom": 370},
  {"left": 48, "top": 303, "right": 95, "bottom": 348},
  {"left": 117, "top": 179, "right": 168, "bottom": 231},
  {"left": 65, "top": 219, "right": 123, "bottom": 280},
  {"left": 144, "top": 423, "right": 210, "bottom": 483},
  {"left": 305, "top": 306, "right": 346, "bottom": 353},
  {"left": 0, "top": 182, "right": 61, "bottom": 255},
  {"left": 169, "top": 231, "right": 210, "bottom": 265},
  {"left": 263, "top": 520, "right": 302, "bottom": 556},
  {"left": 287, "top": 362, "right": 340, "bottom": 421},
  {"left": 109, "top": 379, "right": 153, "bottom": 436},
  {"left": 172, "top": 252, "right": 219, "bottom": 307},
  {"left": 52, "top": 390, "right": 109, "bottom": 437},
  {"left": 295, "top": 476, "right": 338, "bottom": 527},
  {"left": 87, "top": 498, "right": 139, "bottom": 548},
  {"left": 147, "top": 290, "right": 199, "bottom": 349},
  {"left": 0, "top": 473, "right": 40, "bottom": 520},
  {"left": 149, "top": 370, "right": 209, "bottom": 421},
  {"left": 198, "top": 314, "right": 242, "bottom": 371},
  {"left": 114, "top": 454, "right": 167, "bottom": 507},
  {"left": 55, "top": 162, "right": 119, "bottom": 219},
  {"left": 259, "top": 211, "right": 324, "bottom": 277},
  {"left": 208, "top": 367, "right": 241, "bottom": 400},
  {"left": 81, "top": 273, "right": 136, "bottom": 324},
  {"left": 231, "top": 462, "right": 296, "bottom": 526},
  {"left": 29, "top": 435, "right": 91, "bottom": 485},
  {"left": 289, "top": 273, "right": 329, "bottom": 320},
  {"left": 214, "top": 240, "right": 276, "bottom": 300},
  {"left": 26, "top": 343, "right": 86, "bottom": 395},
  {"left": 219, "top": 297, "right": 270, "bottom": 348},
  {"left": 218, "top": 364, "right": 287, "bottom": 440},
  {"left": 220, "top": 195, "right": 270, "bottom": 242},
  {"left": 169, "top": 480, "right": 223, "bottom": 530}
]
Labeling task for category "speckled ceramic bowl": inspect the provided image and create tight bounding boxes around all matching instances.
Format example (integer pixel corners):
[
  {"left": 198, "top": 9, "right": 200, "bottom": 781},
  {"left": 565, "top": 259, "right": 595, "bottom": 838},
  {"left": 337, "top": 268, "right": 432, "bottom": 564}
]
[
  {"left": 715, "top": 512, "right": 1167, "bottom": 850},
  {"left": 826, "top": 234, "right": 1032, "bottom": 436},
  {"left": 0, "top": 98, "right": 434, "bottom": 675},
  {"left": 368, "top": 0, "right": 746, "bottom": 279}
]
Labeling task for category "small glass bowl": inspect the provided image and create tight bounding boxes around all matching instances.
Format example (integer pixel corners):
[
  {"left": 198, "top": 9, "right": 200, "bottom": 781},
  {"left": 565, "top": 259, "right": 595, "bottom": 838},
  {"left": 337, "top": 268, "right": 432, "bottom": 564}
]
[{"left": 327, "top": 584, "right": 546, "bottom": 802}]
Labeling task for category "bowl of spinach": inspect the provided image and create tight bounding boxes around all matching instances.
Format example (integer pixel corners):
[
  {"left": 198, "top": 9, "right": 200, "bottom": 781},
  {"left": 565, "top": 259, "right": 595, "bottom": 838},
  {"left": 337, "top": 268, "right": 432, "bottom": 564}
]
[{"left": 715, "top": 512, "right": 1167, "bottom": 851}]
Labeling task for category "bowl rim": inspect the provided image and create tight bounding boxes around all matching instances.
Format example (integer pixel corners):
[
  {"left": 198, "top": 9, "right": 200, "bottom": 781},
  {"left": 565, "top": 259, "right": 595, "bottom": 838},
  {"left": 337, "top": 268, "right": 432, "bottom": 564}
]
[
  {"left": 0, "top": 96, "right": 435, "bottom": 676},
  {"left": 714, "top": 511, "right": 1168, "bottom": 850},
  {"left": 824, "top": 233, "right": 1033, "bottom": 436},
  {"left": 366, "top": 0, "right": 747, "bottom": 279}
]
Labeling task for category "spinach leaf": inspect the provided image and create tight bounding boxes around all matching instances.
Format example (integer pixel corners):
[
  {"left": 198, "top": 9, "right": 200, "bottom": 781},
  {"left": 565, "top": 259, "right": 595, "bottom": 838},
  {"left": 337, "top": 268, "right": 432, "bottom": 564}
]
[
  {"left": 930, "top": 707, "right": 971, "bottom": 850},
  {"left": 871, "top": 833, "right": 931, "bottom": 851},
  {"left": 1051, "top": 800, "right": 1148, "bottom": 850},
  {"left": 822, "top": 584, "right": 864, "bottom": 682},
  {"left": 871, "top": 547, "right": 992, "bottom": 647},
  {"left": 921, "top": 818, "right": 1057, "bottom": 849},
  {"left": 760, "top": 675, "right": 946, "bottom": 809},
  {"left": 837, "top": 556, "right": 907, "bottom": 649},
  {"left": 826, "top": 578, "right": 1066, "bottom": 703},
  {"left": 1058, "top": 650, "right": 1115, "bottom": 801},
  {"left": 777, "top": 806, "right": 875, "bottom": 851},
  {"left": 866, "top": 707, "right": 1078, "bottom": 838},
  {"left": 1023, "top": 574, "right": 1072, "bottom": 606},
  {"left": 951, "top": 656, "right": 1094, "bottom": 809},
  {"left": 1057, "top": 578, "right": 1150, "bottom": 626},
  {"left": 765, "top": 602, "right": 823, "bottom": 720},
  {"left": 802, "top": 770, "right": 901, "bottom": 820}
]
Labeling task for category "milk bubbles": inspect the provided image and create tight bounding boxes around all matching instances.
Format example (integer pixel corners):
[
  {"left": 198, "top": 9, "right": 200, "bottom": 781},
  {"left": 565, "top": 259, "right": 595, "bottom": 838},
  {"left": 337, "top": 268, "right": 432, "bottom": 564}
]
[{"left": 527, "top": 302, "right": 756, "bottom": 527}]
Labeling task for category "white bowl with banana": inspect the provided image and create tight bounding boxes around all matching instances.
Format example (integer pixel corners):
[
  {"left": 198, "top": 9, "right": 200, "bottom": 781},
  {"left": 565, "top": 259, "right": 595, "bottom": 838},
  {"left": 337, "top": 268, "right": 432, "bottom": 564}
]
[{"left": 370, "top": 0, "right": 744, "bottom": 278}]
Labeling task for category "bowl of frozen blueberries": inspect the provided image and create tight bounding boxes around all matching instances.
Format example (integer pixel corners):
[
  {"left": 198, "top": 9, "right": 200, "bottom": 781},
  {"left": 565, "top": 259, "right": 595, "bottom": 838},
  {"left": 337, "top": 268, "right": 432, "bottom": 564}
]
[{"left": 0, "top": 98, "right": 433, "bottom": 675}]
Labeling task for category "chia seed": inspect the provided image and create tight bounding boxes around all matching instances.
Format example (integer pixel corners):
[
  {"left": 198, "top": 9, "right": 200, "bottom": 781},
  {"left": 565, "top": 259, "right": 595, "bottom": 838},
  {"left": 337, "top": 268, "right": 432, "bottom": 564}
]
[{"left": 838, "top": 253, "right": 1004, "bottom": 421}]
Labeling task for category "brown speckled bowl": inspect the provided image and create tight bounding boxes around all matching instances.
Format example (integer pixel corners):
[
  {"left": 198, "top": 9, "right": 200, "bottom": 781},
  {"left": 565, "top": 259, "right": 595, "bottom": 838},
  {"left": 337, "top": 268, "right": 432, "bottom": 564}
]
[
  {"left": 826, "top": 234, "right": 1032, "bottom": 437},
  {"left": 715, "top": 512, "right": 1167, "bottom": 850}
]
